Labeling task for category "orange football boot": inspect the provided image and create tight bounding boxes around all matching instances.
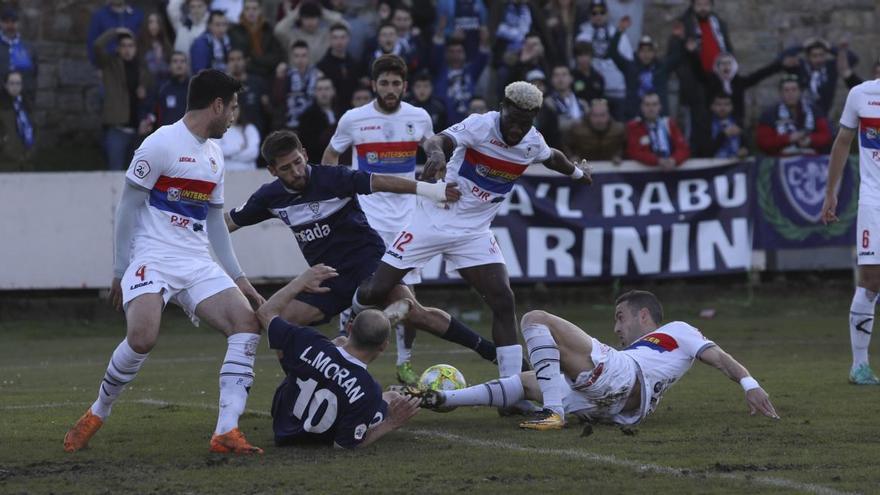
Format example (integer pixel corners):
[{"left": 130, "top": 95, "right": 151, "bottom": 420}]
[
  {"left": 209, "top": 428, "right": 264, "bottom": 455},
  {"left": 63, "top": 409, "right": 104, "bottom": 452}
]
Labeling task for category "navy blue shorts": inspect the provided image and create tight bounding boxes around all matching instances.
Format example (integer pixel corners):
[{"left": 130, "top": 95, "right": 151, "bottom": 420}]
[{"left": 295, "top": 257, "right": 379, "bottom": 325}]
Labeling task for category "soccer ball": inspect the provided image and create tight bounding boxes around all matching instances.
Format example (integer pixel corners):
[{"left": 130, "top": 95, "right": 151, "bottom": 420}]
[{"left": 418, "top": 364, "right": 467, "bottom": 413}]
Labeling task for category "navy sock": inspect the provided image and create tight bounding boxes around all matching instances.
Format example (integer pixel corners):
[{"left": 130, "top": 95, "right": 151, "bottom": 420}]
[{"left": 443, "top": 317, "right": 496, "bottom": 362}]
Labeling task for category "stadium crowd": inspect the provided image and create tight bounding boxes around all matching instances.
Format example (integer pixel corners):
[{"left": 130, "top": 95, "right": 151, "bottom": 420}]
[{"left": 1, "top": 0, "right": 879, "bottom": 172}]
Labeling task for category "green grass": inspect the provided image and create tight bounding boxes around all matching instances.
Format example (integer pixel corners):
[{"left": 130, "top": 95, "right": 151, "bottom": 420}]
[{"left": 1, "top": 285, "right": 878, "bottom": 494}]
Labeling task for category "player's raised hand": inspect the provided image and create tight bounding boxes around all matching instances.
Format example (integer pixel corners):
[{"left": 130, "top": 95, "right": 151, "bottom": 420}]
[
  {"left": 423, "top": 150, "right": 447, "bottom": 181},
  {"left": 387, "top": 394, "right": 421, "bottom": 428},
  {"left": 297, "top": 264, "right": 339, "bottom": 293},
  {"left": 235, "top": 276, "right": 267, "bottom": 310},
  {"left": 821, "top": 194, "right": 839, "bottom": 224},
  {"left": 745, "top": 388, "right": 780, "bottom": 420},
  {"left": 109, "top": 277, "right": 123, "bottom": 312}
]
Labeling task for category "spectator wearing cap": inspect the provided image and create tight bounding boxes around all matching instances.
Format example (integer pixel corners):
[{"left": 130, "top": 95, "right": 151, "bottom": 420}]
[
  {"left": 784, "top": 37, "right": 857, "bottom": 116},
  {"left": 272, "top": 40, "right": 321, "bottom": 130},
  {"left": 167, "top": 0, "right": 209, "bottom": 55},
  {"left": 88, "top": 0, "right": 144, "bottom": 68},
  {"left": 565, "top": 98, "right": 625, "bottom": 164},
  {"left": 0, "top": 8, "right": 37, "bottom": 104},
  {"left": 571, "top": 41, "right": 605, "bottom": 104},
  {"left": 756, "top": 75, "right": 831, "bottom": 156},
  {"left": 190, "top": 11, "right": 232, "bottom": 73},
  {"left": 275, "top": 1, "right": 346, "bottom": 67},
  {"left": 317, "top": 23, "right": 364, "bottom": 112},
  {"left": 526, "top": 69, "right": 561, "bottom": 149},
  {"left": 435, "top": 0, "right": 488, "bottom": 59},
  {"left": 548, "top": 65, "right": 589, "bottom": 133},
  {"left": 574, "top": 0, "right": 633, "bottom": 121},
  {"left": 429, "top": 29, "right": 489, "bottom": 124},
  {"left": 609, "top": 17, "right": 686, "bottom": 119},
  {"left": 626, "top": 92, "right": 689, "bottom": 170},
  {"left": 229, "top": 0, "right": 284, "bottom": 79},
  {"left": 0, "top": 71, "right": 35, "bottom": 171}
]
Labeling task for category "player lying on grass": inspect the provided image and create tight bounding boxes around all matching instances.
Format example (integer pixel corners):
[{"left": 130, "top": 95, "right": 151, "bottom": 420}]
[
  {"left": 409, "top": 290, "right": 780, "bottom": 429},
  {"left": 255, "top": 264, "right": 420, "bottom": 448}
]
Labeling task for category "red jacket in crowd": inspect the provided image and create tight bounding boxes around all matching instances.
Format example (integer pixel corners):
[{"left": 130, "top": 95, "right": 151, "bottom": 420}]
[
  {"left": 755, "top": 103, "right": 832, "bottom": 156},
  {"left": 625, "top": 117, "right": 691, "bottom": 166}
]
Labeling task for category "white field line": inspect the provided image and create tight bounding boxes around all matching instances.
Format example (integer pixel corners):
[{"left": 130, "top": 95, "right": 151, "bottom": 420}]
[{"left": 1, "top": 398, "right": 857, "bottom": 495}]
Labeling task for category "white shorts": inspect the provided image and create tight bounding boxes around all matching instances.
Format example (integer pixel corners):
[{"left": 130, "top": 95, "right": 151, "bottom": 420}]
[
  {"left": 562, "top": 338, "right": 642, "bottom": 425},
  {"left": 376, "top": 229, "right": 422, "bottom": 285},
  {"left": 121, "top": 255, "right": 237, "bottom": 326},
  {"left": 857, "top": 205, "right": 880, "bottom": 265},
  {"left": 381, "top": 225, "right": 505, "bottom": 275}
]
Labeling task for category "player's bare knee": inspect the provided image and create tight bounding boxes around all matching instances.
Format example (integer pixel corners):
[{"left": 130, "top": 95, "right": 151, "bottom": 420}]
[
  {"left": 859, "top": 267, "right": 880, "bottom": 293},
  {"left": 126, "top": 329, "right": 157, "bottom": 354},
  {"left": 521, "top": 310, "right": 551, "bottom": 329}
]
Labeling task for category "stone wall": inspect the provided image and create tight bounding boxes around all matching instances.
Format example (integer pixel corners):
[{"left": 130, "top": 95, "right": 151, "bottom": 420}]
[{"left": 12, "top": 0, "right": 880, "bottom": 167}]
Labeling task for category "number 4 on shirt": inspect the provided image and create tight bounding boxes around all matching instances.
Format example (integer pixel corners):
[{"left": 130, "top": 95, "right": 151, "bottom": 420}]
[{"left": 135, "top": 265, "right": 147, "bottom": 281}]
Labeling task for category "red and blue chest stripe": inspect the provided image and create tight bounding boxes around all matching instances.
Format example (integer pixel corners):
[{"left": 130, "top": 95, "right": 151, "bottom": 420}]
[
  {"left": 860, "top": 117, "right": 880, "bottom": 150},
  {"left": 355, "top": 141, "right": 418, "bottom": 174},
  {"left": 626, "top": 332, "right": 680, "bottom": 353},
  {"left": 149, "top": 175, "right": 216, "bottom": 220},
  {"left": 458, "top": 148, "right": 528, "bottom": 194}
]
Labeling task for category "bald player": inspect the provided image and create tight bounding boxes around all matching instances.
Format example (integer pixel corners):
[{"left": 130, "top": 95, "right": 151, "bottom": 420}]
[{"left": 256, "top": 265, "right": 420, "bottom": 448}]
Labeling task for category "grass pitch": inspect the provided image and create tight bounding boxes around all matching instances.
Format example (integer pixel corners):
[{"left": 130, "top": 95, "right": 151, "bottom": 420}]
[{"left": 1, "top": 283, "right": 879, "bottom": 494}]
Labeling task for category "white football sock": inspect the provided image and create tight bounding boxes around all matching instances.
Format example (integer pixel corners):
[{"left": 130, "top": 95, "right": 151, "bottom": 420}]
[
  {"left": 522, "top": 323, "right": 566, "bottom": 416},
  {"left": 849, "top": 287, "right": 875, "bottom": 368},
  {"left": 443, "top": 374, "right": 524, "bottom": 408},
  {"left": 496, "top": 344, "right": 523, "bottom": 377},
  {"left": 215, "top": 333, "right": 260, "bottom": 435},
  {"left": 338, "top": 307, "right": 352, "bottom": 335},
  {"left": 395, "top": 324, "right": 412, "bottom": 366},
  {"left": 91, "top": 339, "right": 150, "bottom": 420},
  {"left": 350, "top": 288, "right": 377, "bottom": 315}
]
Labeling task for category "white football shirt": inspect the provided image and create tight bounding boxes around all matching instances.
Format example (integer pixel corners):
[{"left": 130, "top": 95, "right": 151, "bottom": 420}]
[
  {"left": 329, "top": 100, "right": 433, "bottom": 233},
  {"left": 428, "top": 111, "right": 552, "bottom": 233},
  {"left": 621, "top": 321, "right": 716, "bottom": 421},
  {"left": 839, "top": 80, "right": 880, "bottom": 207},
  {"left": 124, "top": 119, "right": 225, "bottom": 261}
]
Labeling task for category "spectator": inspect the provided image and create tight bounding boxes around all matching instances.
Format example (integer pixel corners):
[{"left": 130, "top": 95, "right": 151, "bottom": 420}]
[
  {"left": 786, "top": 37, "right": 857, "bottom": 116},
  {"left": 704, "top": 92, "right": 746, "bottom": 159},
  {"left": 841, "top": 50, "right": 880, "bottom": 89},
  {"left": 149, "top": 51, "right": 190, "bottom": 128},
  {"left": 435, "top": 0, "right": 488, "bottom": 58},
  {"left": 0, "top": 71, "right": 34, "bottom": 171},
  {"left": 543, "top": 0, "right": 578, "bottom": 66},
  {"left": 565, "top": 98, "right": 625, "bottom": 163},
  {"left": 298, "top": 77, "right": 339, "bottom": 159},
  {"left": 756, "top": 75, "right": 831, "bottom": 156},
  {"left": 575, "top": 0, "right": 632, "bottom": 121},
  {"left": 272, "top": 40, "right": 321, "bottom": 129},
  {"left": 136, "top": 12, "right": 173, "bottom": 85},
  {"left": 490, "top": 0, "right": 552, "bottom": 89},
  {"left": 468, "top": 96, "right": 489, "bottom": 115},
  {"left": 0, "top": 8, "right": 37, "bottom": 103},
  {"left": 525, "top": 68, "right": 561, "bottom": 149},
  {"left": 218, "top": 106, "right": 260, "bottom": 170},
  {"left": 229, "top": 0, "right": 284, "bottom": 79},
  {"left": 406, "top": 70, "right": 447, "bottom": 132},
  {"left": 275, "top": 1, "right": 346, "bottom": 67},
  {"left": 626, "top": 92, "right": 689, "bottom": 170},
  {"left": 391, "top": 7, "right": 423, "bottom": 73},
  {"left": 212, "top": 0, "right": 245, "bottom": 26},
  {"left": 88, "top": 0, "right": 144, "bottom": 68},
  {"left": 365, "top": 24, "right": 405, "bottom": 74},
  {"left": 509, "top": 34, "right": 549, "bottom": 86},
  {"left": 317, "top": 23, "right": 364, "bottom": 112},
  {"left": 351, "top": 85, "right": 372, "bottom": 108},
  {"left": 429, "top": 33, "right": 489, "bottom": 124},
  {"left": 571, "top": 41, "right": 605, "bottom": 104},
  {"left": 226, "top": 48, "right": 271, "bottom": 134},
  {"left": 167, "top": 0, "right": 209, "bottom": 54},
  {"left": 94, "top": 28, "right": 153, "bottom": 170},
  {"left": 191, "top": 11, "right": 232, "bottom": 73},
  {"left": 610, "top": 16, "right": 686, "bottom": 119},
  {"left": 548, "top": 65, "right": 588, "bottom": 132}
]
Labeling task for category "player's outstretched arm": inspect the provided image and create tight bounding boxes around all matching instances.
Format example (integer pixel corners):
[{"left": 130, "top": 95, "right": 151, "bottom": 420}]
[
  {"left": 821, "top": 126, "right": 855, "bottom": 225},
  {"left": 421, "top": 134, "right": 456, "bottom": 181},
  {"left": 206, "top": 207, "right": 265, "bottom": 310},
  {"left": 255, "top": 264, "right": 338, "bottom": 330},
  {"left": 698, "top": 346, "right": 780, "bottom": 420},
  {"left": 369, "top": 174, "right": 461, "bottom": 202},
  {"left": 110, "top": 182, "right": 150, "bottom": 311},
  {"left": 321, "top": 144, "right": 343, "bottom": 166},
  {"left": 223, "top": 211, "right": 241, "bottom": 233},
  {"left": 354, "top": 392, "right": 420, "bottom": 448},
  {"left": 542, "top": 148, "right": 592, "bottom": 185}
]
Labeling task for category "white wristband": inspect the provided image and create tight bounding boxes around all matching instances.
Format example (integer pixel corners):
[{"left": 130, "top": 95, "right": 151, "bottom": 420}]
[
  {"left": 569, "top": 167, "right": 584, "bottom": 180},
  {"left": 739, "top": 376, "right": 760, "bottom": 392},
  {"left": 416, "top": 181, "right": 447, "bottom": 202}
]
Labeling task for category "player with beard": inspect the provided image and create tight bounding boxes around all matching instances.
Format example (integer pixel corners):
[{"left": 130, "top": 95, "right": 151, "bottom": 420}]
[
  {"left": 64, "top": 70, "right": 267, "bottom": 454},
  {"left": 320, "top": 55, "right": 434, "bottom": 385}
]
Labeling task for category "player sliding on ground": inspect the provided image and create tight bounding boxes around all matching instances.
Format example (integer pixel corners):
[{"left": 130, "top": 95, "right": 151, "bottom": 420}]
[
  {"left": 409, "top": 290, "right": 780, "bottom": 429},
  {"left": 64, "top": 70, "right": 266, "bottom": 454},
  {"left": 256, "top": 264, "right": 420, "bottom": 448},
  {"left": 352, "top": 81, "right": 592, "bottom": 408}
]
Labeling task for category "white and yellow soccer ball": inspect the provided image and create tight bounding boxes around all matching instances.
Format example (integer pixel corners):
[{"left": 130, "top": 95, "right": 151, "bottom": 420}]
[{"left": 418, "top": 364, "right": 467, "bottom": 412}]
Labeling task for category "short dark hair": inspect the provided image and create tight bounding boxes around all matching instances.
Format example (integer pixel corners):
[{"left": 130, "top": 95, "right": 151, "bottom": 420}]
[
  {"left": 186, "top": 69, "right": 242, "bottom": 111},
  {"left": 615, "top": 290, "right": 663, "bottom": 325},
  {"left": 551, "top": 64, "right": 571, "bottom": 74},
  {"left": 170, "top": 50, "right": 188, "bottom": 61},
  {"left": 117, "top": 31, "right": 135, "bottom": 44},
  {"left": 226, "top": 48, "right": 246, "bottom": 62},
  {"left": 291, "top": 40, "right": 309, "bottom": 52},
  {"left": 208, "top": 10, "right": 226, "bottom": 24},
  {"left": 378, "top": 22, "right": 397, "bottom": 34},
  {"left": 710, "top": 92, "right": 733, "bottom": 103},
  {"left": 329, "top": 22, "right": 349, "bottom": 34},
  {"left": 393, "top": 6, "right": 412, "bottom": 16},
  {"left": 573, "top": 41, "right": 593, "bottom": 57},
  {"left": 261, "top": 130, "right": 304, "bottom": 166},
  {"left": 371, "top": 53, "right": 407, "bottom": 81},
  {"left": 445, "top": 38, "right": 465, "bottom": 50},
  {"left": 299, "top": 1, "right": 322, "bottom": 19},
  {"left": 641, "top": 91, "right": 660, "bottom": 102},
  {"left": 779, "top": 73, "right": 801, "bottom": 89},
  {"left": 412, "top": 70, "right": 432, "bottom": 84}
]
